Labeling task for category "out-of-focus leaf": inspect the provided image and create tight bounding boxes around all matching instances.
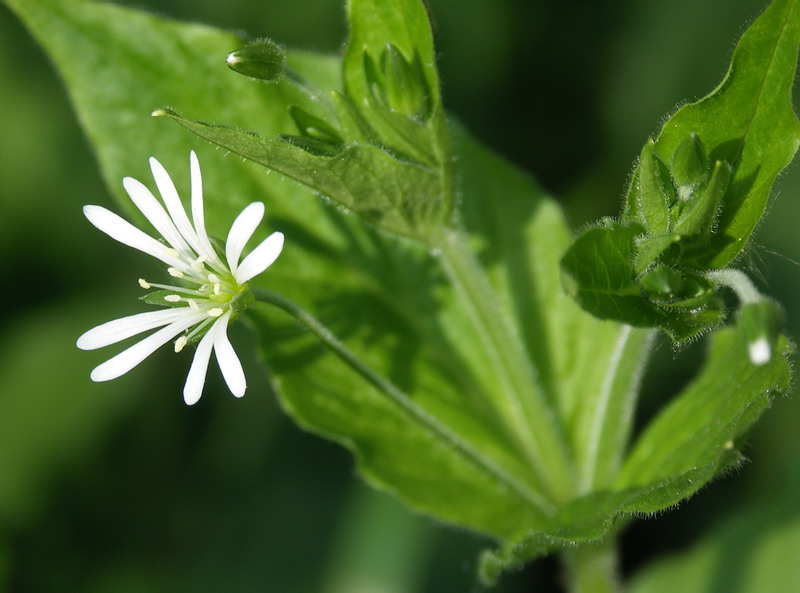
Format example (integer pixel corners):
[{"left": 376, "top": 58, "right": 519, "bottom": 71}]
[
  {"left": 0, "top": 297, "right": 143, "bottom": 528},
  {"left": 629, "top": 492, "right": 800, "bottom": 593}
]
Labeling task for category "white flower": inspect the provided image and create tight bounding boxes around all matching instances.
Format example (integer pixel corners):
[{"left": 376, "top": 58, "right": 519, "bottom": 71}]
[{"left": 77, "top": 151, "right": 284, "bottom": 405}]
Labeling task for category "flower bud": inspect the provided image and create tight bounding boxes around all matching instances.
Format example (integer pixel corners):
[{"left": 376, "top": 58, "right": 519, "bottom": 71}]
[
  {"left": 226, "top": 38, "right": 286, "bottom": 82},
  {"left": 364, "top": 44, "right": 432, "bottom": 120},
  {"left": 671, "top": 133, "right": 709, "bottom": 201},
  {"left": 672, "top": 159, "right": 731, "bottom": 237}
]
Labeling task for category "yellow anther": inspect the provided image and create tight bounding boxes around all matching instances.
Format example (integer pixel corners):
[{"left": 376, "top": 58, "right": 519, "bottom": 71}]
[
  {"left": 187, "top": 299, "right": 199, "bottom": 311},
  {"left": 168, "top": 267, "right": 184, "bottom": 278},
  {"left": 164, "top": 294, "right": 182, "bottom": 303},
  {"left": 213, "top": 283, "right": 221, "bottom": 295},
  {"left": 138, "top": 278, "right": 151, "bottom": 289},
  {"left": 208, "top": 308, "right": 224, "bottom": 318},
  {"left": 208, "top": 273, "right": 221, "bottom": 284},
  {"left": 174, "top": 336, "right": 188, "bottom": 353}
]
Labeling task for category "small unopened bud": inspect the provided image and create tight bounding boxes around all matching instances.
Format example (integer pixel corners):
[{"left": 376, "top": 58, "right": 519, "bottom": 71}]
[
  {"left": 364, "top": 44, "right": 432, "bottom": 120},
  {"left": 672, "top": 160, "right": 731, "bottom": 237},
  {"left": 226, "top": 38, "right": 286, "bottom": 82},
  {"left": 671, "top": 133, "right": 709, "bottom": 201}
]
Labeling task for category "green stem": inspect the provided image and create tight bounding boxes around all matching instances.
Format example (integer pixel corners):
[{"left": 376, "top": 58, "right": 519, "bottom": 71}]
[
  {"left": 251, "top": 289, "right": 555, "bottom": 514},
  {"left": 561, "top": 538, "right": 623, "bottom": 593},
  {"left": 705, "top": 268, "right": 762, "bottom": 304},
  {"left": 431, "top": 228, "right": 576, "bottom": 503}
]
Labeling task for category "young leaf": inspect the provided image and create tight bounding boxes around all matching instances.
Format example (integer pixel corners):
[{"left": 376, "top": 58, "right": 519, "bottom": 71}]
[
  {"left": 651, "top": 0, "right": 800, "bottom": 267},
  {"left": 561, "top": 221, "right": 662, "bottom": 327}
]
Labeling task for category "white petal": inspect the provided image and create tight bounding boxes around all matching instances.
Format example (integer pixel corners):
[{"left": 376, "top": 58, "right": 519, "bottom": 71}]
[
  {"left": 225, "top": 202, "right": 265, "bottom": 274},
  {"left": 77, "top": 308, "right": 191, "bottom": 350},
  {"left": 189, "top": 151, "right": 223, "bottom": 268},
  {"left": 236, "top": 232, "right": 284, "bottom": 284},
  {"left": 123, "top": 175, "right": 191, "bottom": 255},
  {"left": 83, "top": 205, "right": 184, "bottom": 267},
  {"left": 90, "top": 312, "right": 205, "bottom": 382},
  {"left": 183, "top": 323, "right": 216, "bottom": 405},
  {"left": 150, "top": 156, "right": 206, "bottom": 258},
  {"left": 212, "top": 312, "right": 246, "bottom": 397}
]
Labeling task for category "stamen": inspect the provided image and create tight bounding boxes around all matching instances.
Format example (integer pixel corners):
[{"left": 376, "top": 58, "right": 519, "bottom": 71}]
[
  {"left": 187, "top": 299, "right": 199, "bottom": 311},
  {"left": 174, "top": 336, "right": 188, "bottom": 353},
  {"left": 149, "top": 283, "right": 205, "bottom": 296},
  {"left": 208, "top": 308, "right": 224, "bottom": 317},
  {"left": 192, "top": 254, "right": 208, "bottom": 272},
  {"left": 207, "top": 273, "right": 221, "bottom": 284},
  {"left": 213, "top": 283, "right": 222, "bottom": 295},
  {"left": 168, "top": 267, "right": 185, "bottom": 278},
  {"left": 138, "top": 278, "right": 151, "bottom": 289},
  {"left": 165, "top": 294, "right": 182, "bottom": 303}
]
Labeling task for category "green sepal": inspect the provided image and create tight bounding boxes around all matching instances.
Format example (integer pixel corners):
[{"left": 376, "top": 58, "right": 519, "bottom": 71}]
[
  {"left": 370, "top": 43, "right": 432, "bottom": 120},
  {"left": 229, "top": 289, "right": 255, "bottom": 314},
  {"left": 633, "top": 233, "right": 680, "bottom": 273},
  {"left": 671, "top": 132, "right": 709, "bottom": 201},
  {"left": 288, "top": 105, "right": 344, "bottom": 145},
  {"left": 636, "top": 139, "right": 673, "bottom": 235},
  {"left": 672, "top": 160, "right": 731, "bottom": 238},
  {"left": 225, "top": 38, "right": 287, "bottom": 82},
  {"left": 278, "top": 134, "right": 343, "bottom": 157}
]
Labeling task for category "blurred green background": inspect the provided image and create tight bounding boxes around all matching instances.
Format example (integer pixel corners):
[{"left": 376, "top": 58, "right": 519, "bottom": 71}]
[{"left": 1, "top": 0, "right": 799, "bottom": 591}]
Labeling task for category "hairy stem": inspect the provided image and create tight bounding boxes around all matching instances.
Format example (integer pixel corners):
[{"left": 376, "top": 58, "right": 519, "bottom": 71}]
[{"left": 561, "top": 538, "right": 623, "bottom": 593}]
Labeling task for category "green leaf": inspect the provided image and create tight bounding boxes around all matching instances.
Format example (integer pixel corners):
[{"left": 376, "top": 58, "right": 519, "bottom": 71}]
[
  {"left": 561, "top": 221, "right": 662, "bottom": 327},
  {"left": 152, "top": 108, "right": 443, "bottom": 240},
  {"left": 10, "top": 0, "right": 795, "bottom": 585},
  {"left": 619, "top": 329, "right": 792, "bottom": 488},
  {"left": 479, "top": 325, "right": 792, "bottom": 584},
  {"left": 651, "top": 0, "right": 800, "bottom": 267},
  {"left": 629, "top": 492, "right": 800, "bottom": 593},
  {"left": 6, "top": 0, "right": 552, "bottom": 541}
]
